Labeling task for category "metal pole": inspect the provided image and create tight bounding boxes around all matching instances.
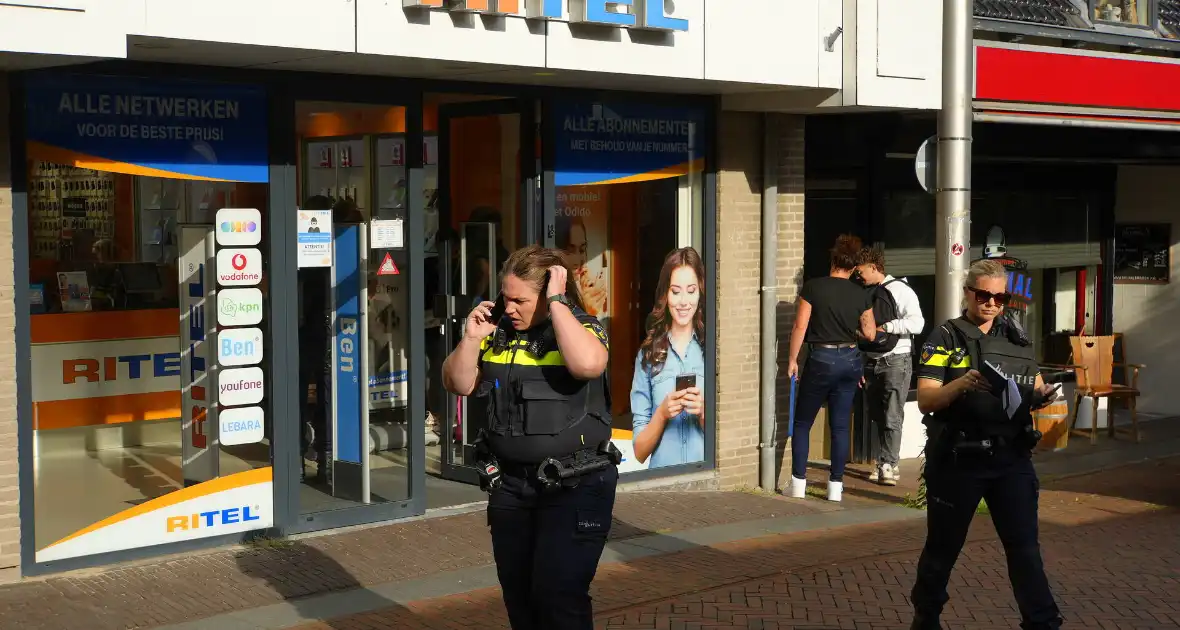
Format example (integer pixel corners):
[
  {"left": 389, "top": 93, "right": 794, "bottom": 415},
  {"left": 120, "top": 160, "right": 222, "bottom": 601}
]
[
  {"left": 758, "top": 114, "right": 778, "bottom": 492},
  {"left": 935, "top": 0, "right": 974, "bottom": 321}
]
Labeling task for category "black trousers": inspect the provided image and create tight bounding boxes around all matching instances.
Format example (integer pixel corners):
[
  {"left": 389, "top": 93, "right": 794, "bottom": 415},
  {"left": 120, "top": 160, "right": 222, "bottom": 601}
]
[
  {"left": 911, "top": 454, "right": 1062, "bottom": 630},
  {"left": 487, "top": 464, "right": 619, "bottom": 630}
]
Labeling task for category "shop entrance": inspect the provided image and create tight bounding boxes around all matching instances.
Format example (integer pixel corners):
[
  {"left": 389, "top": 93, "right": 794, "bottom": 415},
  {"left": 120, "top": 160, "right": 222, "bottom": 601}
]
[{"left": 428, "top": 96, "right": 530, "bottom": 488}]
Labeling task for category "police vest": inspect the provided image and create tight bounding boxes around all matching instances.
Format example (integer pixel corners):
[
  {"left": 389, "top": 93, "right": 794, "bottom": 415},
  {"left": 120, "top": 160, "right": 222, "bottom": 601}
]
[
  {"left": 473, "top": 323, "right": 611, "bottom": 463},
  {"left": 938, "top": 318, "right": 1040, "bottom": 439}
]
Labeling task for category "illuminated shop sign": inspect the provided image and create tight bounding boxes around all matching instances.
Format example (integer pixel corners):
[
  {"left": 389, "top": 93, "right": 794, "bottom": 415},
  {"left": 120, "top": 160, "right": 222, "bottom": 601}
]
[{"left": 404, "top": 0, "right": 689, "bottom": 32}]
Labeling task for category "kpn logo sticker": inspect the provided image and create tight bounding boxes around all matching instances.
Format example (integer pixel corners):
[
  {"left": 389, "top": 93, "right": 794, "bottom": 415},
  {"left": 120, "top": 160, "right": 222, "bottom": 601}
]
[
  {"left": 217, "top": 288, "right": 263, "bottom": 327},
  {"left": 215, "top": 208, "right": 262, "bottom": 247}
]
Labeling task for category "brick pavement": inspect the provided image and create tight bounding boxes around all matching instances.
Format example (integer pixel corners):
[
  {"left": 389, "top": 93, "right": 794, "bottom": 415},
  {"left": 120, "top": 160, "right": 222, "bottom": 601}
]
[
  {"left": 287, "top": 458, "right": 1180, "bottom": 630},
  {"left": 0, "top": 491, "right": 825, "bottom": 630}
]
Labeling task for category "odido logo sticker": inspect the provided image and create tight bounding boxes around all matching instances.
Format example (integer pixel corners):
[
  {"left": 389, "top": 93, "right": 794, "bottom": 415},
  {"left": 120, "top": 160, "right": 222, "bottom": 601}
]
[{"left": 215, "top": 208, "right": 262, "bottom": 247}]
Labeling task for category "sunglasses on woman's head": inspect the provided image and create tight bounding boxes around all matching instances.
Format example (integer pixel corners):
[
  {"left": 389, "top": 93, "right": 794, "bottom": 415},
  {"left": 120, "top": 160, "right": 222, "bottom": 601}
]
[{"left": 965, "top": 286, "right": 1011, "bottom": 306}]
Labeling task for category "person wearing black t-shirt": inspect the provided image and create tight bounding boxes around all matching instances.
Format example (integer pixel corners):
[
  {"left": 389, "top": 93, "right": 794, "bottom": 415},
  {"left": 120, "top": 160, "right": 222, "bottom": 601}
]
[{"left": 786, "top": 235, "right": 876, "bottom": 502}]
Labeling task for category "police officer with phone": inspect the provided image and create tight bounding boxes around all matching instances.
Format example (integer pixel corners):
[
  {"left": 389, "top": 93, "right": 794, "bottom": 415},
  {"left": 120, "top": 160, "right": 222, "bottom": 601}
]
[
  {"left": 910, "top": 260, "right": 1063, "bottom": 630},
  {"left": 441, "top": 245, "right": 617, "bottom": 630}
]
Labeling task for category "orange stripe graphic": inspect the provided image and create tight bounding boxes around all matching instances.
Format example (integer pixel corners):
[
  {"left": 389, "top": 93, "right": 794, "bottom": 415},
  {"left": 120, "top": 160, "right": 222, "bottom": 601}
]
[
  {"left": 27, "top": 142, "right": 233, "bottom": 182},
  {"left": 581, "top": 158, "right": 705, "bottom": 186},
  {"left": 35, "top": 392, "right": 181, "bottom": 430},
  {"left": 31, "top": 309, "right": 180, "bottom": 344},
  {"left": 42, "top": 467, "right": 273, "bottom": 550}
]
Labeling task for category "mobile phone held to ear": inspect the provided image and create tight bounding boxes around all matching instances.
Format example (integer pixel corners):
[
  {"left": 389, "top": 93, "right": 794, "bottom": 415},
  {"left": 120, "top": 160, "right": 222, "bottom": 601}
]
[
  {"left": 675, "top": 373, "right": 697, "bottom": 391},
  {"left": 489, "top": 294, "right": 506, "bottom": 322}
]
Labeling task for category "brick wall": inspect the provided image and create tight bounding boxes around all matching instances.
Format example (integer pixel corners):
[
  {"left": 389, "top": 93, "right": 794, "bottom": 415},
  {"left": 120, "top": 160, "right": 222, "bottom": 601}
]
[
  {"left": 0, "top": 72, "right": 20, "bottom": 574},
  {"left": 714, "top": 112, "right": 805, "bottom": 490}
]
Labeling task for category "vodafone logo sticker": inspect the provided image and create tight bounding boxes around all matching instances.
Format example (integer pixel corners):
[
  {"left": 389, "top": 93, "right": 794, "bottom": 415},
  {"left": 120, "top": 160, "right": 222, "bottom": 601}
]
[{"left": 216, "top": 248, "right": 262, "bottom": 286}]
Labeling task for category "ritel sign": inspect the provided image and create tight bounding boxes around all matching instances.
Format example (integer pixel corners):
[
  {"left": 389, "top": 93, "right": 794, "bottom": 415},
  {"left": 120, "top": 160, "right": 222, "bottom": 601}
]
[
  {"left": 166, "top": 505, "right": 262, "bottom": 533},
  {"left": 63, "top": 352, "right": 181, "bottom": 384},
  {"left": 403, "top": 0, "right": 688, "bottom": 32},
  {"left": 179, "top": 226, "right": 219, "bottom": 484}
]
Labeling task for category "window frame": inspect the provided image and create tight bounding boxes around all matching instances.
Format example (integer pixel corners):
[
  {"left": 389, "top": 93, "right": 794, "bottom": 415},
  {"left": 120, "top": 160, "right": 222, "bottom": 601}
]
[{"left": 1090, "top": 0, "right": 1158, "bottom": 30}]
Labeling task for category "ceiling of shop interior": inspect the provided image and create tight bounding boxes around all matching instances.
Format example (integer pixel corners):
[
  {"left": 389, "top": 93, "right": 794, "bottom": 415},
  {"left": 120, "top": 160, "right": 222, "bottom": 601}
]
[{"left": 122, "top": 36, "right": 798, "bottom": 96}]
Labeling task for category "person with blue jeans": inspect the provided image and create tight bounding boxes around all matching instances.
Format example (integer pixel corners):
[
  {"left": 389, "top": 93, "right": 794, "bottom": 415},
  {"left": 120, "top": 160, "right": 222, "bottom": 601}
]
[
  {"left": 787, "top": 235, "right": 876, "bottom": 501},
  {"left": 632, "top": 248, "right": 707, "bottom": 469}
]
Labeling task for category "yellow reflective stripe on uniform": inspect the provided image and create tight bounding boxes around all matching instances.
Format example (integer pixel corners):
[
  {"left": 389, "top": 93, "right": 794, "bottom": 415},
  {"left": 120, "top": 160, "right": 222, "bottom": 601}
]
[
  {"left": 481, "top": 349, "right": 566, "bottom": 366},
  {"left": 920, "top": 346, "right": 970, "bottom": 368}
]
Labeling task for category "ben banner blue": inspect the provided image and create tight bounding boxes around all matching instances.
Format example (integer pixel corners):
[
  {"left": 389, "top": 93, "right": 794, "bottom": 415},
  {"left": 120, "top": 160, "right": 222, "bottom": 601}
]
[
  {"left": 333, "top": 225, "right": 364, "bottom": 465},
  {"left": 552, "top": 100, "right": 705, "bottom": 187},
  {"left": 24, "top": 74, "right": 268, "bottom": 183}
]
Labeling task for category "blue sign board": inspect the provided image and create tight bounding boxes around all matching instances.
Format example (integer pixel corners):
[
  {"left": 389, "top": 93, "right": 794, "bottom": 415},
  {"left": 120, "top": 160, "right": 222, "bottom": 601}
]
[
  {"left": 552, "top": 100, "right": 705, "bottom": 187},
  {"left": 24, "top": 74, "right": 268, "bottom": 183},
  {"left": 333, "top": 225, "right": 364, "bottom": 465}
]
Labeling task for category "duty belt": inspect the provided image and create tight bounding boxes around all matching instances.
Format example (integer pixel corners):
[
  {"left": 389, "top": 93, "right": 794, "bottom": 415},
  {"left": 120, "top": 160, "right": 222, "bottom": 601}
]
[{"left": 484, "top": 442, "right": 621, "bottom": 493}]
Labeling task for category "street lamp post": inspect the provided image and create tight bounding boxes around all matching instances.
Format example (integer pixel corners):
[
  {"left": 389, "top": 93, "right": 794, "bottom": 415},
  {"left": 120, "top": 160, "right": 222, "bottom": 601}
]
[{"left": 935, "top": 0, "right": 975, "bottom": 321}]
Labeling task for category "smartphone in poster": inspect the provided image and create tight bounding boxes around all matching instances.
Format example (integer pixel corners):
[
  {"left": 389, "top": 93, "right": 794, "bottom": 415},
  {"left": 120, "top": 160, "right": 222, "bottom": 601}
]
[{"left": 555, "top": 186, "right": 609, "bottom": 321}]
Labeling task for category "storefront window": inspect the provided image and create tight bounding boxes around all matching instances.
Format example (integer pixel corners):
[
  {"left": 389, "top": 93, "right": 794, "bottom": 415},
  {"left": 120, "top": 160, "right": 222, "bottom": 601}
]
[
  {"left": 550, "top": 99, "right": 707, "bottom": 472},
  {"left": 24, "top": 74, "right": 273, "bottom": 563}
]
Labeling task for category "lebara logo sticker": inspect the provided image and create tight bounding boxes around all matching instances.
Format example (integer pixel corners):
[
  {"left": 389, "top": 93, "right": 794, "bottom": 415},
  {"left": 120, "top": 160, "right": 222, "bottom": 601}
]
[
  {"left": 219, "top": 406, "right": 265, "bottom": 446},
  {"left": 217, "top": 327, "right": 263, "bottom": 367},
  {"left": 214, "top": 208, "right": 262, "bottom": 247},
  {"left": 219, "top": 366, "right": 264, "bottom": 406},
  {"left": 217, "top": 288, "right": 263, "bottom": 327},
  {"left": 216, "top": 248, "right": 262, "bottom": 287}
]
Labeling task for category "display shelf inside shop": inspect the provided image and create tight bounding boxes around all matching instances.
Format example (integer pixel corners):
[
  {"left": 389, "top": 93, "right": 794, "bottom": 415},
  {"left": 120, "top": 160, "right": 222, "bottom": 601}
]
[{"left": 29, "top": 162, "right": 117, "bottom": 262}]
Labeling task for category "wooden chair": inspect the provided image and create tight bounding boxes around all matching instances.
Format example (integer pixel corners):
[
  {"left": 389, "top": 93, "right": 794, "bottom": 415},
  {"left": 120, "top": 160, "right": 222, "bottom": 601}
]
[{"left": 1057, "top": 336, "right": 1145, "bottom": 444}]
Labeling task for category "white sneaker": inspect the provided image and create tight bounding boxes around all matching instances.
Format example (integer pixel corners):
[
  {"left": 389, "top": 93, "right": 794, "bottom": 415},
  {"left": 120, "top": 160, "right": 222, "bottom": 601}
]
[
  {"left": 868, "top": 462, "right": 880, "bottom": 483},
  {"left": 879, "top": 463, "right": 898, "bottom": 487},
  {"left": 789, "top": 476, "right": 807, "bottom": 498},
  {"left": 827, "top": 480, "right": 843, "bottom": 502}
]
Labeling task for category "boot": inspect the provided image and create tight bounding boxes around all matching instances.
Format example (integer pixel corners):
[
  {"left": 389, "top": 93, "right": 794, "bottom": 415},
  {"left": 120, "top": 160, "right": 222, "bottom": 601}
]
[{"left": 910, "top": 613, "right": 941, "bottom": 630}]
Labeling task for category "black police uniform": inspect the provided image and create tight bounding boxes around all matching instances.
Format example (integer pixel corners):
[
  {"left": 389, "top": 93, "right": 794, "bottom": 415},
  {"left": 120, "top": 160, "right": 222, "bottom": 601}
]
[
  {"left": 911, "top": 315, "right": 1063, "bottom": 630},
  {"left": 472, "top": 304, "right": 617, "bottom": 630}
]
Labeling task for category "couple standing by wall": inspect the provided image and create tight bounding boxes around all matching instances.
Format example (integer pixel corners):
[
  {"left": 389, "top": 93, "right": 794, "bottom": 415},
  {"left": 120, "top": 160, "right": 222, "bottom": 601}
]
[{"left": 786, "top": 235, "right": 925, "bottom": 501}]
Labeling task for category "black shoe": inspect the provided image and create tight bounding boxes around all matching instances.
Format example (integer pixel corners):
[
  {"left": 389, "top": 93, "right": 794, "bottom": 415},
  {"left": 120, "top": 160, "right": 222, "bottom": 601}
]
[{"left": 910, "top": 614, "right": 942, "bottom": 630}]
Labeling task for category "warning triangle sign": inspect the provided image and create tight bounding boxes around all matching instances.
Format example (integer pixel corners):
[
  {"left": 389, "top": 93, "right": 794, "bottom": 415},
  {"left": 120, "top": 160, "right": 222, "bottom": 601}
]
[{"left": 377, "top": 253, "right": 400, "bottom": 276}]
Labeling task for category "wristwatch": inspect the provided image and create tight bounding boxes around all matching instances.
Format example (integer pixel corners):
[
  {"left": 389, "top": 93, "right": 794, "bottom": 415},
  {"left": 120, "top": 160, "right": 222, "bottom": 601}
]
[{"left": 547, "top": 293, "right": 572, "bottom": 311}]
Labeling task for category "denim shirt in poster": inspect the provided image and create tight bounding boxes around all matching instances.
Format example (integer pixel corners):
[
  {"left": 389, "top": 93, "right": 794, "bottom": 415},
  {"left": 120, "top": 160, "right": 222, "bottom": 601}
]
[{"left": 630, "top": 335, "right": 706, "bottom": 469}]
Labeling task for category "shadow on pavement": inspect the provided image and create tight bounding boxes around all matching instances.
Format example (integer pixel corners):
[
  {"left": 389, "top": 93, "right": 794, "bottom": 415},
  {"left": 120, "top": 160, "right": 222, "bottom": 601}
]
[{"left": 233, "top": 538, "right": 404, "bottom": 630}]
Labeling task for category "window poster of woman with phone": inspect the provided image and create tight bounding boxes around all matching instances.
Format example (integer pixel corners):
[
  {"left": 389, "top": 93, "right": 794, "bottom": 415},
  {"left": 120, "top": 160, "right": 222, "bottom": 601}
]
[{"left": 630, "top": 247, "right": 706, "bottom": 469}]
